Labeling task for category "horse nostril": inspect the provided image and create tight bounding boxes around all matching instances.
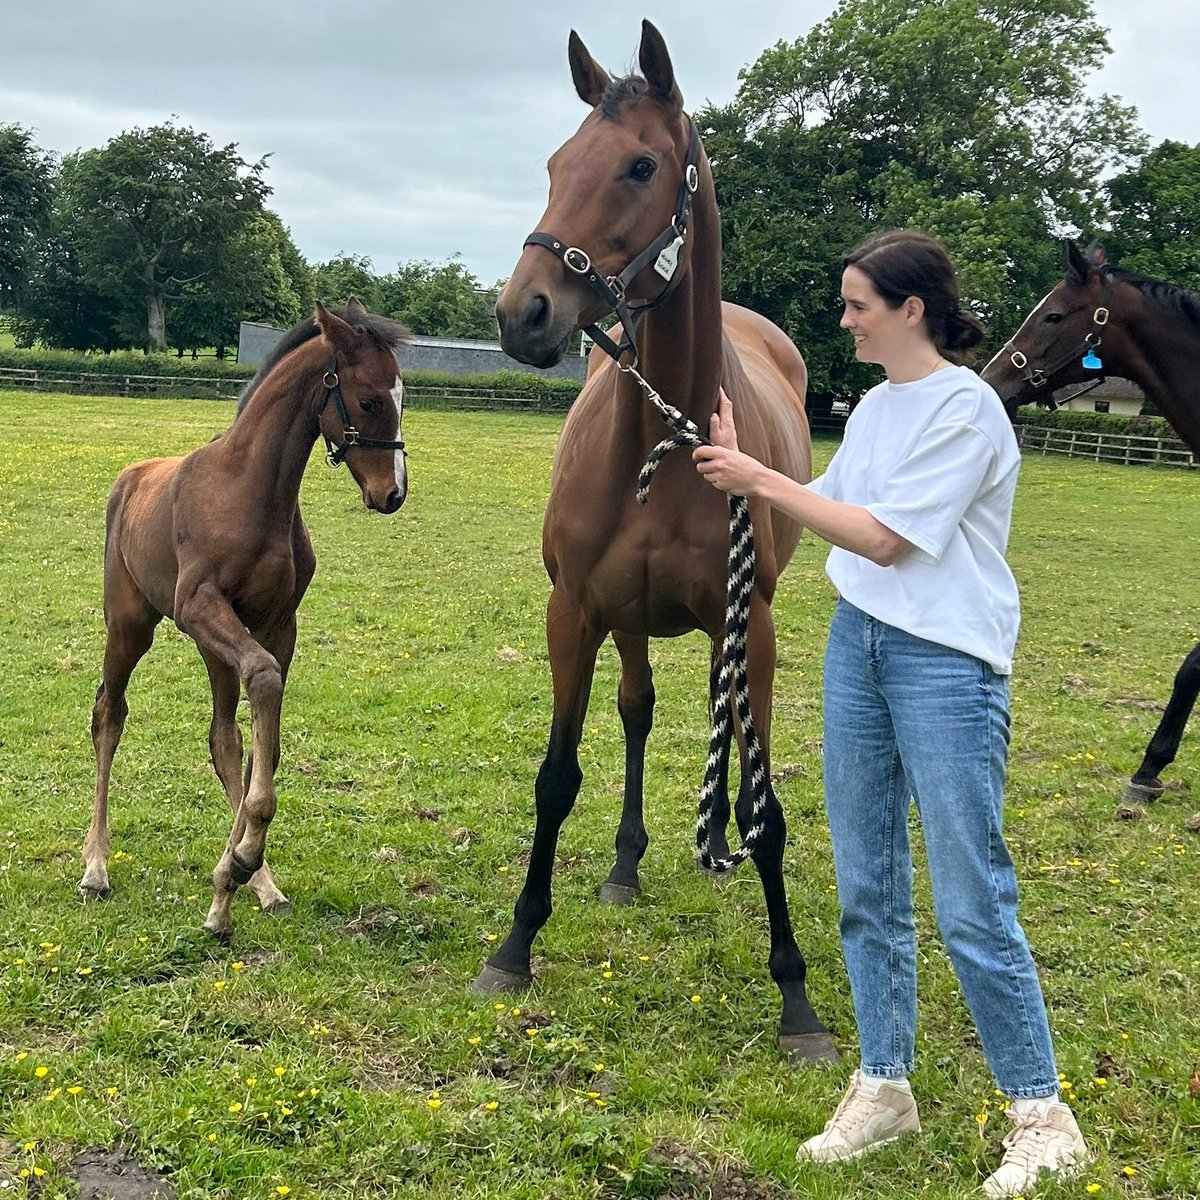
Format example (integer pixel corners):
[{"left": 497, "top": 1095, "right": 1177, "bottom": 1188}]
[
  {"left": 528, "top": 293, "right": 550, "bottom": 331},
  {"left": 383, "top": 488, "right": 405, "bottom": 514}
]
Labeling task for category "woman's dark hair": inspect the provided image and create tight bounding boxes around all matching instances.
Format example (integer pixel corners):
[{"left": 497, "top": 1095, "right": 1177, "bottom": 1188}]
[{"left": 843, "top": 230, "right": 985, "bottom": 363}]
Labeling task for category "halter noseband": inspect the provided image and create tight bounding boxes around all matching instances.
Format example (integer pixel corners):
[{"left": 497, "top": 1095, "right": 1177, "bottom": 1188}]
[
  {"left": 1003, "top": 306, "right": 1109, "bottom": 410},
  {"left": 316, "top": 354, "right": 407, "bottom": 468},
  {"left": 522, "top": 120, "right": 702, "bottom": 368}
]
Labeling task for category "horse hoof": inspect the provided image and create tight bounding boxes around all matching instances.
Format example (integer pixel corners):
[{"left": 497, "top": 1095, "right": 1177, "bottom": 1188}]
[
  {"left": 598, "top": 881, "right": 640, "bottom": 906},
  {"left": 778, "top": 1031, "right": 840, "bottom": 1063},
  {"left": 78, "top": 881, "right": 110, "bottom": 901},
  {"left": 473, "top": 964, "right": 532, "bottom": 994},
  {"left": 1123, "top": 780, "right": 1164, "bottom": 804},
  {"left": 202, "top": 918, "right": 233, "bottom": 944},
  {"left": 260, "top": 897, "right": 292, "bottom": 917}
]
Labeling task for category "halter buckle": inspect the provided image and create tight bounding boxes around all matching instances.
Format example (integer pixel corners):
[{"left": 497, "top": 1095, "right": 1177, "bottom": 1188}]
[
  {"left": 342, "top": 427, "right": 360, "bottom": 445},
  {"left": 1094, "top": 307, "right": 1110, "bottom": 326},
  {"left": 685, "top": 163, "right": 698, "bottom": 193},
  {"left": 563, "top": 246, "right": 591, "bottom": 275},
  {"left": 322, "top": 371, "right": 339, "bottom": 388},
  {"left": 1029, "top": 369, "right": 1046, "bottom": 388},
  {"left": 1009, "top": 350, "right": 1028, "bottom": 370}
]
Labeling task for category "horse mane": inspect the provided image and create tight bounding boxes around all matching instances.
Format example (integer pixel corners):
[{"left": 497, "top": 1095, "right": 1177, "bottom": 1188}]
[
  {"left": 235, "top": 307, "right": 412, "bottom": 418},
  {"left": 1100, "top": 263, "right": 1200, "bottom": 331}
]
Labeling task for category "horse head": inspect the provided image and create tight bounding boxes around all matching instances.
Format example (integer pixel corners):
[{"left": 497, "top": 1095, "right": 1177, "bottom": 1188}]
[
  {"left": 982, "top": 241, "right": 1113, "bottom": 419},
  {"left": 495, "top": 20, "right": 701, "bottom": 368},
  {"left": 314, "top": 298, "right": 410, "bottom": 513}
]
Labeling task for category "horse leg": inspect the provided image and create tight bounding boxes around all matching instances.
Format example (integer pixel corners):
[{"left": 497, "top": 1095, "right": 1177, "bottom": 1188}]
[
  {"left": 177, "top": 583, "right": 284, "bottom": 941},
  {"left": 475, "top": 588, "right": 603, "bottom": 990},
  {"left": 598, "top": 632, "right": 654, "bottom": 905},
  {"left": 82, "top": 565, "right": 160, "bottom": 898},
  {"left": 1125, "top": 642, "right": 1200, "bottom": 803},
  {"left": 201, "top": 643, "right": 291, "bottom": 915},
  {"left": 736, "top": 595, "right": 837, "bottom": 1061},
  {"left": 701, "top": 639, "right": 734, "bottom": 865}
]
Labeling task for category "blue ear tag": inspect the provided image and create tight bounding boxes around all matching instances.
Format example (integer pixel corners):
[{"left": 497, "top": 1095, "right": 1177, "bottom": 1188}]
[{"left": 1082, "top": 348, "right": 1103, "bottom": 370}]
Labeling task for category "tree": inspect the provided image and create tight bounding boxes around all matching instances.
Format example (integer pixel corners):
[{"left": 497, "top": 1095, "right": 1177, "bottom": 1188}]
[
  {"left": 311, "top": 255, "right": 385, "bottom": 313},
  {"left": 170, "top": 212, "right": 314, "bottom": 354},
  {"left": 696, "top": 0, "right": 1145, "bottom": 401},
  {"left": 1103, "top": 141, "right": 1200, "bottom": 283},
  {"left": 63, "top": 123, "right": 268, "bottom": 350},
  {"left": 379, "top": 256, "right": 499, "bottom": 339},
  {"left": 0, "top": 123, "right": 54, "bottom": 308}
]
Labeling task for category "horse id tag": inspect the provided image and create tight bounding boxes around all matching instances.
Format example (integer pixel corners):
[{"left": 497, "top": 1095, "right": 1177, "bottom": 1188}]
[
  {"left": 654, "top": 235, "right": 684, "bottom": 281},
  {"left": 1082, "top": 349, "right": 1103, "bottom": 370}
]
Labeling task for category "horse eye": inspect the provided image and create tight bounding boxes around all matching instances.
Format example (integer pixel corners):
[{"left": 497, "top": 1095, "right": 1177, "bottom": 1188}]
[
  {"left": 1043, "top": 312, "right": 1064, "bottom": 324},
  {"left": 360, "top": 397, "right": 381, "bottom": 415},
  {"left": 630, "top": 158, "right": 657, "bottom": 182}
]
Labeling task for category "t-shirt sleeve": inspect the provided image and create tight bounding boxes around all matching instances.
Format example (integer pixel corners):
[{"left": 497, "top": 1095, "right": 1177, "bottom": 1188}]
[
  {"left": 806, "top": 472, "right": 826, "bottom": 497},
  {"left": 865, "top": 423, "right": 994, "bottom": 561}
]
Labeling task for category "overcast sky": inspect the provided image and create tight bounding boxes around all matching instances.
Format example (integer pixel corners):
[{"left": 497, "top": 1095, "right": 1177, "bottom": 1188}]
[{"left": 1, "top": 2, "right": 1194, "bottom": 286}]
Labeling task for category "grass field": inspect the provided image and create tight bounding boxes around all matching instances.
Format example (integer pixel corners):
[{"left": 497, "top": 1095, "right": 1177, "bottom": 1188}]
[{"left": 0, "top": 392, "right": 1197, "bottom": 1199}]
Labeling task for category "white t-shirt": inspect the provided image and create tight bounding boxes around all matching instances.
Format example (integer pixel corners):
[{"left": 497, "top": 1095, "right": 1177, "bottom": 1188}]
[{"left": 808, "top": 365, "right": 1021, "bottom": 674}]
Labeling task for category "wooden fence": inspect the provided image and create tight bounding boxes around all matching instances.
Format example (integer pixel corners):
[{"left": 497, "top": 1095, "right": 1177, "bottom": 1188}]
[
  {"left": 0, "top": 365, "right": 245, "bottom": 399},
  {"left": 1014, "top": 423, "right": 1196, "bottom": 469}
]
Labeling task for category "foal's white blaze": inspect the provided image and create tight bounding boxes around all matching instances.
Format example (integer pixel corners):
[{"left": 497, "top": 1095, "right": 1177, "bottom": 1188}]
[
  {"left": 390, "top": 376, "right": 408, "bottom": 495},
  {"left": 982, "top": 288, "right": 1055, "bottom": 375}
]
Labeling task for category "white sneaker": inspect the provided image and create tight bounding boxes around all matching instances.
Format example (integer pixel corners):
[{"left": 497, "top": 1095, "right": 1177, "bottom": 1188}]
[
  {"left": 982, "top": 1101, "right": 1091, "bottom": 1197},
  {"left": 797, "top": 1069, "right": 921, "bottom": 1162}
]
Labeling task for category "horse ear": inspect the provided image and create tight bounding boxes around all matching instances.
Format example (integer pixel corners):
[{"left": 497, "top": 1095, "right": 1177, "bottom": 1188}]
[
  {"left": 639, "top": 19, "right": 683, "bottom": 109},
  {"left": 315, "top": 301, "right": 359, "bottom": 356},
  {"left": 1064, "top": 240, "right": 1089, "bottom": 286},
  {"left": 568, "top": 30, "right": 610, "bottom": 107},
  {"left": 344, "top": 295, "right": 368, "bottom": 322}
]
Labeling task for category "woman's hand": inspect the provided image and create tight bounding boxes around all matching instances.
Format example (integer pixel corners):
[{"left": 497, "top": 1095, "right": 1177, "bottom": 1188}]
[
  {"left": 693, "top": 390, "right": 763, "bottom": 496},
  {"left": 708, "top": 387, "right": 739, "bottom": 450}
]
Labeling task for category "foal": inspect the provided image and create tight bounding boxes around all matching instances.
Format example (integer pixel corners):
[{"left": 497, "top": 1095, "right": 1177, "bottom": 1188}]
[{"left": 81, "top": 300, "right": 410, "bottom": 939}]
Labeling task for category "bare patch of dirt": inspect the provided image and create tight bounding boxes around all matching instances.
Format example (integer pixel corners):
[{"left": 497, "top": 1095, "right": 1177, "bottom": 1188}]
[
  {"left": 345, "top": 906, "right": 401, "bottom": 939},
  {"left": 636, "top": 1141, "right": 788, "bottom": 1200},
  {"left": 1185, "top": 812, "right": 1200, "bottom": 833},
  {"left": 498, "top": 646, "right": 525, "bottom": 663},
  {"left": 71, "top": 1146, "right": 174, "bottom": 1200},
  {"left": 770, "top": 763, "right": 805, "bottom": 784}
]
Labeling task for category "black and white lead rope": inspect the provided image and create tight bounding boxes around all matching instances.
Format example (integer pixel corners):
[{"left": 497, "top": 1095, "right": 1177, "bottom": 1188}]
[{"left": 624, "top": 362, "right": 768, "bottom": 874}]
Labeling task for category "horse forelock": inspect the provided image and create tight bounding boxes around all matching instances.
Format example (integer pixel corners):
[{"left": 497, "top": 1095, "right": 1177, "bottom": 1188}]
[
  {"left": 235, "top": 309, "right": 412, "bottom": 417},
  {"left": 600, "top": 75, "right": 649, "bottom": 119}
]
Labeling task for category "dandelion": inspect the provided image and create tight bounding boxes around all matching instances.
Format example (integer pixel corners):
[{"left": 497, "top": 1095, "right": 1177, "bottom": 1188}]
[
  {"left": 22, "top": 1143, "right": 35, "bottom": 1152},
  {"left": 525, "top": 1028, "right": 538, "bottom": 1038},
  {"left": 493, "top": 1003, "right": 505, "bottom": 1012},
  {"left": 232, "top": 961, "right": 245, "bottom": 972},
  {"left": 229, "top": 1102, "right": 243, "bottom": 1113},
  {"left": 427, "top": 1097, "right": 443, "bottom": 1111},
  {"left": 77, "top": 966, "right": 93, "bottom": 976},
  {"left": 245, "top": 1076, "right": 258, "bottom": 1088},
  {"left": 34, "top": 1066, "right": 48, "bottom": 1078},
  {"left": 1085, "top": 1185, "right": 1101, "bottom": 1194},
  {"left": 638, "top": 954, "right": 649, "bottom": 962},
  {"left": 485, "top": 933, "right": 498, "bottom": 942},
  {"left": 67, "top": 1085, "right": 82, "bottom": 1096},
  {"left": 276, "top": 1188, "right": 292, "bottom": 1197},
  {"left": 601, "top": 970, "right": 613, "bottom": 979},
  {"left": 16, "top": 1052, "right": 27, "bottom": 1062},
  {"left": 592, "top": 1062, "right": 605, "bottom": 1073},
  {"left": 484, "top": 1100, "right": 498, "bottom": 1111},
  {"left": 468, "top": 1036, "right": 482, "bottom": 1046},
  {"left": 510, "top": 1008, "right": 521, "bottom": 1017},
  {"left": 1122, "top": 1166, "right": 1137, "bottom": 1177},
  {"left": 105, "top": 1087, "right": 118, "bottom": 1097},
  {"left": 207, "top": 1133, "right": 217, "bottom": 1143},
  {"left": 213, "top": 980, "right": 226, "bottom": 992},
  {"left": 274, "top": 1066, "right": 286, "bottom": 1078},
  {"left": 690, "top": 994, "right": 701, "bottom": 1004},
  {"left": 1093, "top": 1077, "right": 1108, "bottom": 1087}
]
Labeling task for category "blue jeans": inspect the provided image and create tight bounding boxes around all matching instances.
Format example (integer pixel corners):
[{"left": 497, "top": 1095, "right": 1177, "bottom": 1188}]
[{"left": 823, "top": 599, "right": 1059, "bottom": 1098}]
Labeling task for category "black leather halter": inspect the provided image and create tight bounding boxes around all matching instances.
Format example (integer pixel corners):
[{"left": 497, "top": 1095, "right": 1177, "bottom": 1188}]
[
  {"left": 316, "top": 355, "right": 406, "bottom": 468},
  {"left": 1002, "top": 306, "right": 1109, "bottom": 410},
  {"left": 522, "top": 121, "right": 702, "bottom": 368}
]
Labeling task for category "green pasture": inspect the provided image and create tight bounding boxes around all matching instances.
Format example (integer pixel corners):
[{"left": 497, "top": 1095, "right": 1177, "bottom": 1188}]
[{"left": 0, "top": 392, "right": 1197, "bottom": 1198}]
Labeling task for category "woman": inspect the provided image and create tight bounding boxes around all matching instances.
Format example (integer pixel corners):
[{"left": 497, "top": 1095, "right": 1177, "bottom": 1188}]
[{"left": 693, "top": 230, "right": 1088, "bottom": 1197}]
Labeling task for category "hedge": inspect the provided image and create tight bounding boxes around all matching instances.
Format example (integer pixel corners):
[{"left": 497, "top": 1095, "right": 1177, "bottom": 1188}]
[{"left": 1011, "top": 403, "right": 1174, "bottom": 440}]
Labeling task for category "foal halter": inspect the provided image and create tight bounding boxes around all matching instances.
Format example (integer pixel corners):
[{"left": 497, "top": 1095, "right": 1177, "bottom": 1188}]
[
  {"left": 523, "top": 121, "right": 702, "bottom": 368},
  {"left": 316, "top": 354, "right": 407, "bottom": 468},
  {"left": 1002, "top": 306, "right": 1109, "bottom": 410}
]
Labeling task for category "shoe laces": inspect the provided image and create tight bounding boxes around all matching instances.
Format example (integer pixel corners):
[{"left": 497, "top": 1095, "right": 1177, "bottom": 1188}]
[
  {"left": 826, "top": 1077, "right": 885, "bottom": 1135},
  {"left": 998, "top": 1109, "right": 1064, "bottom": 1171}
]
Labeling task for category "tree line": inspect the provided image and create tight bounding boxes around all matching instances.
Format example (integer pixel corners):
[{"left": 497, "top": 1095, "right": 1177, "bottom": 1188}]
[
  {"left": 2, "top": 0, "right": 1198, "bottom": 396},
  {"left": 0, "top": 124, "right": 500, "bottom": 357}
]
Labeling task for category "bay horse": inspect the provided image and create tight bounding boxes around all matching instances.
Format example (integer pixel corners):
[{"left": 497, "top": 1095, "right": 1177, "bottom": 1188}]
[
  {"left": 81, "top": 299, "right": 410, "bottom": 939},
  {"left": 486, "top": 20, "right": 835, "bottom": 1061},
  {"left": 983, "top": 241, "right": 1200, "bottom": 808}
]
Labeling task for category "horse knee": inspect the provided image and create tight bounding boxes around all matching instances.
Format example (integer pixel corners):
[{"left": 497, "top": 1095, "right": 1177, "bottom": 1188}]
[
  {"left": 244, "top": 657, "right": 283, "bottom": 709},
  {"left": 618, "top": 683, "right": 655, "bottom": 741}
]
